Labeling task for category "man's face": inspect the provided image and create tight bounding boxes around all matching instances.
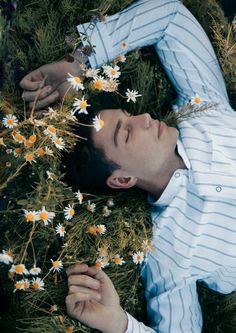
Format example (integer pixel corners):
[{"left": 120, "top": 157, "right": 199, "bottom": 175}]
[{"left": 92, "top": 109, "right": 179, "bottom": 188}]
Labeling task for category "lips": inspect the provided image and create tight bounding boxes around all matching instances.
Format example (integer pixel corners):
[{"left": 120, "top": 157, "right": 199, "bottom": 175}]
[{"left": 158, "top": 121, "right": 166, "bottom": 137}]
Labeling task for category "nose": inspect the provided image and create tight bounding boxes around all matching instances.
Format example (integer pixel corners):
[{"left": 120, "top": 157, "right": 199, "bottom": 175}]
[{"left": 131, "top": 113, "right": 152, "bottom": 129}]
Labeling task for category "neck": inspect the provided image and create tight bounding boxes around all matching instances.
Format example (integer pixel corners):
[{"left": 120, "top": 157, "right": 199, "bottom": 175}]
[{"left": 137, "top": 152, "right": 186, "bottom": 200}]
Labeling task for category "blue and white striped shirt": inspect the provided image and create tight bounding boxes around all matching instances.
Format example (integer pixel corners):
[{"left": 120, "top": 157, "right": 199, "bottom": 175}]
[{"left": 77, "top": 0, "right": 236, "bottom": 332}]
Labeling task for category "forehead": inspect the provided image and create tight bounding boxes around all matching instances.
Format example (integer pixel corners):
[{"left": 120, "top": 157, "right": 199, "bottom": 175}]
[{"left": 92, "top": 108, "right": 124, "bottom": 149}]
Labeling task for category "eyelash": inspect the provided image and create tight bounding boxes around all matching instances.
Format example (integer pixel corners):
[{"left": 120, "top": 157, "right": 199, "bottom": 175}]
[{"left": 125, "top": 127, "right": 130, "bottom": 143}]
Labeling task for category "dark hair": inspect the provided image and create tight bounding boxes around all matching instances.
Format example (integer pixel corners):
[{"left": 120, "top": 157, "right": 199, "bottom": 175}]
[{"left": 62, "top": 93, "right": 124, "bottom": 193}]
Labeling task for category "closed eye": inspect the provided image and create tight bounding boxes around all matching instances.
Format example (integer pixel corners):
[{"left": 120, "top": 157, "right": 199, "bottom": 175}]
[{"left": 125, "top": 127, "right": 131, "bottom": 143}]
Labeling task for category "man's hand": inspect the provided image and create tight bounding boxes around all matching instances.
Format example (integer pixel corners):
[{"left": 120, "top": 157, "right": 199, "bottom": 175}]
[
  {"left": 66, "top": 263, "right": 128, "bottom": 333},
  {"left": 19, "top": 59, "right": 81, "bottom": 110}
]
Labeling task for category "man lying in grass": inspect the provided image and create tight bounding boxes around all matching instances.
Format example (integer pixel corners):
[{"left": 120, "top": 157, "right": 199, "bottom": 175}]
[{"left": 20, "top": 0, "right": 236, "bottom": 332}]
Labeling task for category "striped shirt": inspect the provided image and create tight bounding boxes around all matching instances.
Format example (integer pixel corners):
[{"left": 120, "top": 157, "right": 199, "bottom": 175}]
[{"left": 77, "top": 0, "right": 236, "bottom": 332}]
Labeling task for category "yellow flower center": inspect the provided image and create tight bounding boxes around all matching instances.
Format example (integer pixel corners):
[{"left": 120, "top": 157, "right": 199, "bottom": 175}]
[
  {"left": 195, "top": 97, "right": 202, "bottom": 103},
  {"left": 14, "top": 132, "right": 25, "bottom": 142},
  {"left": 24, "top": 281, "right": 29, "bottom": 288},
  {"left": 48, "top": 125, "right": 57, "bottom": 134},
  {"left": 53, "top": 260, "right": 60, "bottom": 268},
  {"left": 15, "top": 147, "right": 22, "bottom": 154},
  {"left": 66, "top": 325, "right": 74, "bottom": 333},
  {"left": 60, "top": 226, "right": 65, "bottom": 233},
  {"left": 15, "top": 281, "right": 22, "bottom": 289},
  {"left": 137, "top": 255, "right": 142, "bottom": 261},
  {"left": 95, "top": 261, "right": 102, "bottom": 268},
  {"left": 15, "top": 265, "right": 24, "bottom": 273},
  {"left": 25, "top": 140, "right": 33, "bottom": 148},
  {"left": 25, "top": 153, "right": 34, "bottom": 161},
  {"left": 98, "top": 119, "right": 105, "bottom": 128},
  {"left": 32, "top": 281, "right": 39, "bottom": 289},
  {"left": 96, "top": 226, "right": 103, "bottom": 233},
  {"left": 40, "top": 211, "right": 49, "bottom": 220},
  {"left": 111, "top": 69, "right": 117, "bottom": 75},
  {"left": 57, "top": 315, "right": 64, "bottom": 323},
  {"left": 36, "top": 147, "right": 45, "bottom": 156},
  {"left": 94, "top": 80, "right": 103, "bottom": 90},
  {"left": 26, "top": 212, "right": 35, "bottom": 222},
  {"left": 88, "top": 225, "right": 97, "bottom": 234},
  {"left": 55, "top": 138, "right": 62, "bottom": 145},
  {"left": 75, "top": 76, "right": 81, "bottom": 84},
  {"left": 117, "top": 55, "right": 123, "bottom": 62},
  {"left": 0, "top": 138, "right": 4, "bottom": 145},
  {"left": 7, "top": 118, "right": 14, "bottom": 125},
  {"left": 114, "top": 257, "right": 122, "bottom": 265},
  {"left": 80, "top": 100, "right": 88, "bottom": 109},
  {"left": 69, "top": 208, "right": 75, "bottom": 217},
  {"left": 29, "top": 134, "right": 36, "bottom": 143}
]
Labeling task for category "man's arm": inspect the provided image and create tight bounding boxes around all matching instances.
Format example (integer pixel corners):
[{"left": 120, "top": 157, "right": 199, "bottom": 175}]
[{"left": 78, "top": 0, "right": 229, "bottom": 107}]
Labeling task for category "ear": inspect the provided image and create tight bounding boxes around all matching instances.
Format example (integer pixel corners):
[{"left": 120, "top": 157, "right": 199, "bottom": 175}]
[{"left": 106, "top": 169, "right": 137, "bottom": 189}]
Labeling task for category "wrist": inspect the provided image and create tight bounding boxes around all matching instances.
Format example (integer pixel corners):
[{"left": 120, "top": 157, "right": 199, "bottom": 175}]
[{"left": 103, "top": 306, "right": 128, "bottom": 333}]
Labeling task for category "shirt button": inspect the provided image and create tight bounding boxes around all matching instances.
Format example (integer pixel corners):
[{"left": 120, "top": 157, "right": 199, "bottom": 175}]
[
  {"left": 216, "top": 186, "right": 222, "bottom": 192},
  {"left": 175, "top": 172, "right": 181, "bottom": 178}
]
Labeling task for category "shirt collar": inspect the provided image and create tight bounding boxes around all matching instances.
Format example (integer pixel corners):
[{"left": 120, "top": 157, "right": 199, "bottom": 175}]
[{"left": 148, "top": 139, "right": 190, "bottom": 206}]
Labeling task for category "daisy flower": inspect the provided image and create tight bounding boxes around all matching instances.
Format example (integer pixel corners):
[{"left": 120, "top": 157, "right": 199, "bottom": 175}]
[
  {"left": 50, "top": 259, "right": 63, "bottom": 272},
  {"left": 0, "top": 249, "right": 13, "bottom": 265},
  {"left": 36, "top": 147, "right": 45, "bottom": 157},
  {"left": 28, "top": 134, "right": 37, "bottom": 144},
  {"left": 53, "top": 137, "right": 65, "bottom": 150},
  {"left": 13, "top": 280, "right": 25, "bottom": 292},
  {"left": 85, "top": 68, "right": 100, "bottom": 78},
  {"left": 86, "top": 200, "right": 96, "bottom": 213},
  {"left": 113, "top": 255, "right": 125, "bottom": 266},
  {"left": 29, "top": 266, "right": 41, "bottom": 275},
  {"left": 96, "top": 224, "right": 106, "bottom": 234},
  {"left": 190, "top": 94, "right": 203, "bottom": 106},
  {"left": 24, "top": 152, "right": 36, "bottom": 164},
  {"left": 43, "top": 125, "right": 57, "bottom": 138},
  {"left": 24, "top": 210, "right": 38, "bottom": 222},
  {"left": 64, "top": 204, "right": 75, "bottom": 220},
  {"left": 55, "top": 224, "right": 66, "bottom": 237},
  {"left": 102, "top": 206, "right": 111, "bottom": 217},
  {"left": 47, "top": 107, "right": 58, "bottom": 119},
  {"left": 87, "top": 225, "right": 97, "bottom": 235},
  {"left": 125, "top": 89, "right": 142, "bottom": 103},
  {"left": 102, "top": 78, "right": 119, "bottom": 92},
  {"left": 107, "top": 198, "right": 114, "bottom": 207},
  {"left": 50, "top": 304, "right": 58, "bottom": 312},
  {"left": 103, "top": 65, "right": 121, "bottom": 79},
  {"left": 66, "top": 325, "right": 74, "bottom": 333},
  {"left": 24, "top": 139, "right": 33, "bottom": 148},
  {"left": 31, "top": 277, "right": 45, "bottom": 290},
  {"left": 92, "top": 114, "right": 105, "bottom": 132},
  {"left": 117, "top": 54, "right": 126, "bottom": 63},
  {"left": 95, "top": 257, "right": 109, "bottom": 269},
  {"left": 13, "top": 147, "right": 23, "bottom": 157},
  {"left": 0, "top": 138, "right": 6, "bottom": 146},
  {"left": 92, "top": 76, "right": 105, "bottom": 90},
  {"left": 12, "top": 131, "right": 25, "bottom": 143},
  {"left": 67, "top": 73, "right": 85, "bottom": 91},
  {"left": 74, "top": 190, "right": 83, "bottom": 204},
  {"left": 45, "top": 147, "right": 54, "bottom": 156},
  {"left": 72, "top": 97, "right": 91, "bottom": 115},
  {"left": 37, "top": 206, "right": 55, "bottom": 225},
  {"left": 2, "top": 114, "right": 18, "bottom": 129},
  {"left": 132, "top": 251, "right": 144, "bottom": 265},
  {"left": 10, "top": 264, "right": 29, "bottom": 275}
]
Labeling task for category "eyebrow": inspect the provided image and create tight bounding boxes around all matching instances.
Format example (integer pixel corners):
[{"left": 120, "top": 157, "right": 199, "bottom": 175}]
[{"left": 114, "top": 119, "right": 122, "bottom": 147}]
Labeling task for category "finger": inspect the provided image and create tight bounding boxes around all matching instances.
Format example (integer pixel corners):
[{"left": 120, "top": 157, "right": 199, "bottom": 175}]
[
  {"left": 68, "top": 285, "right": 101, "bottom": 301},
  {"left": 68, "top": 274, "right": 100, "bottom": 289},
  {"left": 28, "top": 90, "right": 59, "bottom": 110},
  {"left": 22, "top": 85, "right": 52, "bottom": 102},
  {"left": 19, "top": 69, "right": 46, "bottom": 91},
  {"left": 65, "top": 292, "right": 98, "bottom": 313},
  {"left": 66, "top": 263, "right": 89, "bottom": 276}
]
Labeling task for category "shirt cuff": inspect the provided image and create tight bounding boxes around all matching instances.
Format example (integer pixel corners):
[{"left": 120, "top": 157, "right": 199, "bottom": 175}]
[{"left": 77, "top": 20, "right": 114, "bottom": 68}]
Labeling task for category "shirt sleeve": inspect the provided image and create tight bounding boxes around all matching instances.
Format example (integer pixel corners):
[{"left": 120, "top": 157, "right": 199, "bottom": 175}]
[
  {"left": 126, "top": 256, "right": 203, "bottom": 333},
  {"left": 77, "top": 0, "right": 229, "bottom": 106}
]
